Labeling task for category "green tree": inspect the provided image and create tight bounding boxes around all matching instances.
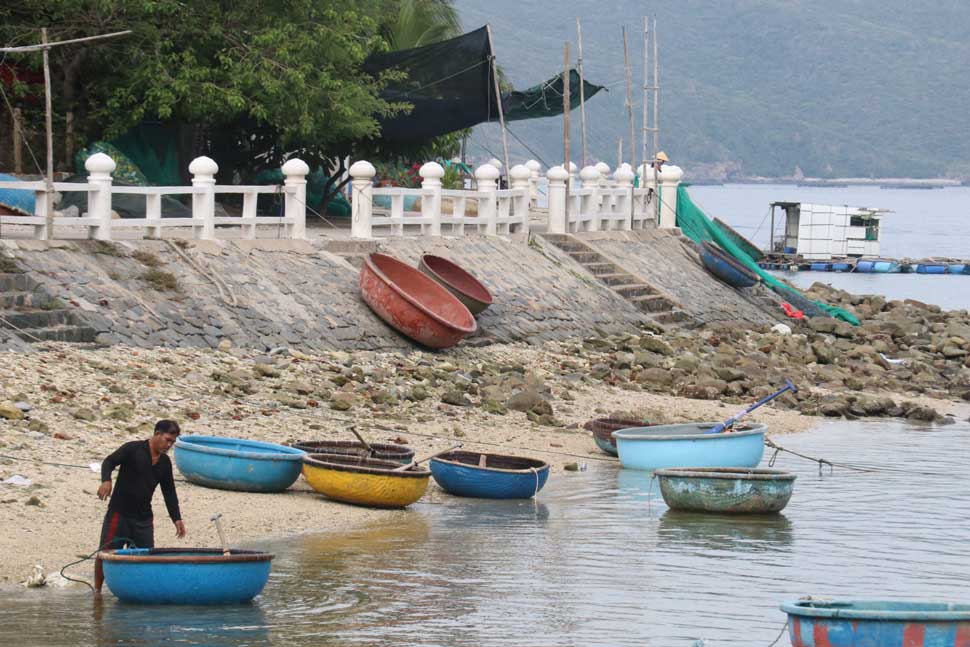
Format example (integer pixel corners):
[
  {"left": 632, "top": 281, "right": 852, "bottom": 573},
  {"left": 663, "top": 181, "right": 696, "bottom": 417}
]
[{"left": 382, "top": 0, "right": 463, "bottom": 51}]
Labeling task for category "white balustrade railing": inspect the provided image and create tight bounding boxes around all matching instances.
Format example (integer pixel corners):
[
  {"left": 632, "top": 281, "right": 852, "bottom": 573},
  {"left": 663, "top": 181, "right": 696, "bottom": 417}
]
[
  {"left": 349, "top": 160, "right": 531, "bottom": 239},
  {"left": 545, "top": 162, "right": 683, "bottom": 234},
  {"left": 0, "top": 154, "right": 308, "bottom": 241}
]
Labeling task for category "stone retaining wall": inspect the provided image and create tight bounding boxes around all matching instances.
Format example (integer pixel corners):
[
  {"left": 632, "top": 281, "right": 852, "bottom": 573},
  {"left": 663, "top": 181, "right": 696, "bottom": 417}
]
[{"left": 0, "top": 235, "right": 651, "bottom": 351}]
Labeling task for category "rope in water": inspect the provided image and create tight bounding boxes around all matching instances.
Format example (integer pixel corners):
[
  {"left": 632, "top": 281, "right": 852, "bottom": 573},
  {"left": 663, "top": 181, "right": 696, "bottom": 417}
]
[
  {"left": 765, "top": 438, "right": 952, "bottom": 478},
  {"left": 58, "top": 536, "right": 140, "bottom": 591}
]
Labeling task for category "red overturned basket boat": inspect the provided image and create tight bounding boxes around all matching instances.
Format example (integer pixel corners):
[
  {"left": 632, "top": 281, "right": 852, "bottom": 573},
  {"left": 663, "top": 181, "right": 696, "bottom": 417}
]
[
  {"left": 360, "top": 253, "right": 477, "bottom": 349},
  {"left": 418, "top": 254, "right": 494, "bottom": 316}
]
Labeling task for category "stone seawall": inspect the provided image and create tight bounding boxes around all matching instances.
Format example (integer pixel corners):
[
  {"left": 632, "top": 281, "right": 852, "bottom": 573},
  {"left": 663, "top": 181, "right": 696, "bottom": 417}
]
[{"left": 0, "top": 235, "right": 656, "bottom": 351}]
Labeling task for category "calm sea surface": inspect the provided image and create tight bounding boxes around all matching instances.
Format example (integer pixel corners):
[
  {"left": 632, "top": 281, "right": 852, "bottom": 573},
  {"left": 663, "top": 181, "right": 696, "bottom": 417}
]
[
  {"left": 2, "top": 419, "right": 968, "bottom": 646},
  {"left": 688, "top": 183, "right": 970, "bottom": 310}
]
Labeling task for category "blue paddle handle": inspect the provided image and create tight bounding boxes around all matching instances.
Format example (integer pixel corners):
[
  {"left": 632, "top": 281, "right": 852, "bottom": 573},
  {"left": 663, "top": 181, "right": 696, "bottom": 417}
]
[{"left": 706, "top": 379, "right": 797, "bottom": 434}]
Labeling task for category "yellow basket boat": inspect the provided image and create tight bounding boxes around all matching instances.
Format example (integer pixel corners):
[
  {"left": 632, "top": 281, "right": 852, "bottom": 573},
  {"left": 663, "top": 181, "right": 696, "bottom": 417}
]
[{"left": 302, "top": 454, "right": 431, "bottom": 508}]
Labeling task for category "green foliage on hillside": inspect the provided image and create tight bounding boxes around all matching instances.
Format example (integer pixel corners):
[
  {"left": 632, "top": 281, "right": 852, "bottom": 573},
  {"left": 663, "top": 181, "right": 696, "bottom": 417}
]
[{"left": 458, "top": 1, "right": 970, "bottom": 179}]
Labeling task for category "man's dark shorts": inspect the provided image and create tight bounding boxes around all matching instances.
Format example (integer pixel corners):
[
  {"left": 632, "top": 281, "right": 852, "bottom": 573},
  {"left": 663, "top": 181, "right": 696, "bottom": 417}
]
[{"left": 99, "top": 510, "right": 154, "bottom": 550}]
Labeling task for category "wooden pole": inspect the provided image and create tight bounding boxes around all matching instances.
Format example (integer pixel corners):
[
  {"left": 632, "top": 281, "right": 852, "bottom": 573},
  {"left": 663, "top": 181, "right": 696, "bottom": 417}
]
[
  {"left": 617, "top": 138, "right": 622, "bottom": 169},
  {"left": 41, "top": 28, "right": 54, "bottom": 237},
  {"left": 622, "top": 27, "right": 635, "bottom": 168},
  {"left": 641, "top": 16, "right": 649, "bottom": 166},
  {"left": 653, "top": 15, "right": 660, "bottom": 155},
  {"left": 485, "top": 24, "right": 511, "bottom": 186},
  {"left": 576, "top": 18, "right": 588, "bottom": 168},
  {"left": 12, "top": 108, "right": 23, "bottom": 174},
  {"left": 770, "top": 205, "right": 775, "bottom": 254},
  {"left": 563, "top": 41, "right": 571, "bottom": 222}
]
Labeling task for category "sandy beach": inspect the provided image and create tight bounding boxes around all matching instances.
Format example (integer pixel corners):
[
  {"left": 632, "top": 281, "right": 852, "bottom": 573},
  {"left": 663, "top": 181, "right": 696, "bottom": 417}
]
[{"left": 0, "top": 338, "right": 829, "bottom": 590}]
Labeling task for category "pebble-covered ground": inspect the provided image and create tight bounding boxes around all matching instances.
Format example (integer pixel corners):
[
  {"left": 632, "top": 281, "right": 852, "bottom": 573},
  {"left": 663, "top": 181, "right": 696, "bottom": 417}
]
[{"left": 1, "top": 283, "right": 968, "bottom": 589}]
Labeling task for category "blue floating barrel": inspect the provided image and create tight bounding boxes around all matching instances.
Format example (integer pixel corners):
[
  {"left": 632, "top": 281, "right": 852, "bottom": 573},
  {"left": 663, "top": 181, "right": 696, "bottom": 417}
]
[
  {"left": 855, "top": 260, "right": 875, "bottom": 273},
  {"left": 831, "top": 262, "right": 852, "bottom": 272},
  {"left": 874, "top": 261, "right": 899, "bottom": 273},
  {"left": 783, "top": 246, "right": 796, "bottom": 254},
  {"left": 809, "top": 262, "right": 832, "bottom": 272},
  {"left": 916, "top": 264, "right": 947, "bottom": 274},
  {"left": 174, "top": 435, "right": 306, "bottom": 492},
  {"left": 947, "top": 264, "right": 966, "bottom": 274}
]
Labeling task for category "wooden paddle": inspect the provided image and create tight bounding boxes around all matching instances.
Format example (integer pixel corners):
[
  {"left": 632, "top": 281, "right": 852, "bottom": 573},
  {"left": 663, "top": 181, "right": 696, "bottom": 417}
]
[
  {"left": 350, "top": 425, "right": 376, "bottom": 457},
  {"left": 392, "top": 443, "right": 463, "bottom": 472}
]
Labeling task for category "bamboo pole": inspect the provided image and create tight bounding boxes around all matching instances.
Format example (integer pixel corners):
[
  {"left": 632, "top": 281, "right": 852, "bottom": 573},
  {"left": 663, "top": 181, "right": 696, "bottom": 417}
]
[
  {"left": 617, "top": 138, "right": 622, "bottom": 169},
  {"left": 12, "top": 108, "right": 23, "bottom": 174},
  {"left": 485, "top": 24, "right": 511, "bottom": 185},
  {"left": 641, "top": 16, "right": 649, "bottom": 166},
  {"left": 0, "top": 30, "right": 132, "bottom": 53},
  {"left": 41, "top": 28, "right": 54, "bottom": 238},
  {"left": 622, "top": 27, "right": 635, "bottom": 168},
  {"left": 576, "top": 18, "right": 588, "bottom": 168},
  {"left": 653, "top": 15, "right": 660, "bottom": 155},
  {"left": 563, "top": 41, "right": 571, "bottom": 222}
]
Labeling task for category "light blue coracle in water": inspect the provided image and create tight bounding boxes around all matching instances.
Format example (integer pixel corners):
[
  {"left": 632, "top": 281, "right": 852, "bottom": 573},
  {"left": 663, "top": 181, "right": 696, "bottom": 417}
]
[{"left": 612, "top": 423, "right": 766, "bottom": 472}]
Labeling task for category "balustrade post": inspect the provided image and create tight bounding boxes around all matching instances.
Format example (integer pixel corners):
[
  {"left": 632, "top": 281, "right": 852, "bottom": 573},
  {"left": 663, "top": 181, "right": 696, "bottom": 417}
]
[
  {"left": 419, "top": 161, "right": 444, "bottom": 236},
  {"left": 658, "top": 165, "right": 684, "bottom": 229},
  {"left": 595, "top": 162, "right": 611, "bottom": 188},
  {"left": 525, "top": 159, "right": 541, "bottom": 206},
  {"left": 509, "top": 164, "right": 531, "bottom": 235},
  {"left": 475, "top": 163, "right": 500, "bottom": 235},
  {"left": 349, "top": 160, "right": 376, "bottom": 239},
  {"left": 282, "top": 158, "right": 309, "bottom": 239},
  {"left": 86, "top": 153, "right": 116, "bottom": 241},
  {"left": 189, "top": 156, "right": 218, "bottom": 240},
  {"left": 614, "top": 164, "right": 635, "bottom": 231},
  {"left": 546, "top": 165, "right": 569, "bottom": 234}
]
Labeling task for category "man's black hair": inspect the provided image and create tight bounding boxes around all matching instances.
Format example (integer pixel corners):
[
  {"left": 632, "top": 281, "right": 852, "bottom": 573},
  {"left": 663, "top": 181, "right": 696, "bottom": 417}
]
[{"left": 154, "top": 419, "right": 181, "bottom": 436}]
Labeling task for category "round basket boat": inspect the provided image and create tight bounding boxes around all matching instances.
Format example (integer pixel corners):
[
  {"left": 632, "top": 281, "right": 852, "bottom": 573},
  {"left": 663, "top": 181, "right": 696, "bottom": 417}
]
[
  {"left": 654, "top": 467, "right": 796, "bottom": 513},
  {"left": 417, "top": 254, "right": 494, "bottom": 316},
  {"left": 99, "top": 548, "right": 273, "bottom": 605},
  {"left": 174, "top": 435, "right": 306, "bottom": 493},
  {"left": 290, "top": 440, "right": 415, "bottom": 464},
  {"left": 584, "top": 417, "right": 651, "bottom": 456},
  {"left": 360, "top": 253, "right": 476, "bottom": 349},
  {"left": 781, "top": 599, "right": 970, "bottom": 647},
  {"left": 302, "top": 453, "right": 430, "bottom": 508},
  {"left": 612, "top": 422, "right": 766, "bottom": 472},
  {"left": 430, "top": 450, "right": 550, "bottom": 499}
]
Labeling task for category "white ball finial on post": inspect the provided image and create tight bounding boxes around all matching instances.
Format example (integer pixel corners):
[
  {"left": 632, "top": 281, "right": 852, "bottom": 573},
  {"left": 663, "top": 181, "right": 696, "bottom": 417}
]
[
  {"left": 86, "top": 153, "right": 117, "bottom": 241},
  {"left": 349, "top": 160, "right": 376, "bottom": 239},
  {"left": 189, "top": 156, "right": 219, "bottom": 240},
  {"left": 546, "top": 165, "right": 570, "bottom": 234},
  {"left": 509, "top": 164, "right": 532, "bottom": 235},
  {"left": 419, "top": 161, "right": 445, "bottom": 236},
  {"left": 282, "top": 158, "right": 310, "bottom": 239}
]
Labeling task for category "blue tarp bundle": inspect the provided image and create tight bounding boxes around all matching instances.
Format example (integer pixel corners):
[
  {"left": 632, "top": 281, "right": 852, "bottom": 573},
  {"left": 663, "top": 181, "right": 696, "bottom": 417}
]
[{"left": 0, "top": 173, "right": 35, "bottom": 215}]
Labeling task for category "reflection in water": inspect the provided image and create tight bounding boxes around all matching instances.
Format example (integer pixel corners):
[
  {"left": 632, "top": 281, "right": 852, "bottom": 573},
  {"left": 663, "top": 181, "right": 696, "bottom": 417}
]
[
  {"left": 93, "top": 597, "right": 269, "bottom": 646},
  {"left": 1, "top": 419, "right": 968, "bottom": 646},
  {"left": 657, "top": 510, "right": 794, "bottom": 551}
]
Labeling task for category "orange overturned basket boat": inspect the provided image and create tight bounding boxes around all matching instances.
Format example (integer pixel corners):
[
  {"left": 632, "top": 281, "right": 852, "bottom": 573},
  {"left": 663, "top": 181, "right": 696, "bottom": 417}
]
[
  {"left": 360, "top": 253, "right": 477, "bottom": 349},
  {"left": 418, "top": 254, "right": 494, "bottom": 316}
]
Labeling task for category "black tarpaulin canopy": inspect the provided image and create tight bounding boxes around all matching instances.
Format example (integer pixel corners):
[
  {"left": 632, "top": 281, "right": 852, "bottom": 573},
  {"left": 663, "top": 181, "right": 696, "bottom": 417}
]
[{"left": 363, "top": 27, "right": 605, "bottom": 143}]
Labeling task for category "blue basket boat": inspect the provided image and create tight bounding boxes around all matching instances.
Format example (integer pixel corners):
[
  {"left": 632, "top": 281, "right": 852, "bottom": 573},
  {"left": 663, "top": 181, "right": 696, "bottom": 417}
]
[
  {"left": 100, "top": 548, "right": 273, "bottom": 604},
  {"left": 0, "top": 173, "right": 36, "bottom": 215},
  {"left": 781, "top": 599, "right": 970, "bottom": 647},
  {"left": 430, "top": 450, "right": 550, "bottom": 499},
  {"left": 174, "top": 435, "right": 306, "bottom": 492},
  {"left": 697, "top": 241, "right": 759, "bottom": 288},
  {"left": 654, "top": 467, "right": 795, "bottom": 513},
  {"left": 612, "top": 423, "right": 766, "bottom": 472}
]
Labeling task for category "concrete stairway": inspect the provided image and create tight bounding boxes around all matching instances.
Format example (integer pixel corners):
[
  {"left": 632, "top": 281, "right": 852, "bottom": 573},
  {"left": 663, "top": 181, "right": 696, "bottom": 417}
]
[
  {"left": 541, "top": 233, "right": 690, "bottom": 325},
  {"left": 0, "top": 271, "right": 97, "bottom": 343}
]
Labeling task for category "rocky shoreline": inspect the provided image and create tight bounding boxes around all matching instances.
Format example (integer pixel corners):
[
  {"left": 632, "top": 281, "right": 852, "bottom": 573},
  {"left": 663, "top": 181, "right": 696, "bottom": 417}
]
[{"left": 0, "top": 282, "right": 967, "bottom": 588}]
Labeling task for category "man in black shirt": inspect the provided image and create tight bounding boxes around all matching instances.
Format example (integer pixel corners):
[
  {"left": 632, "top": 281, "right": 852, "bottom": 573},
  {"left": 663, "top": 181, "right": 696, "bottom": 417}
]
[{"left": 94, "top": 419, "right": 187, "bottom": 594}]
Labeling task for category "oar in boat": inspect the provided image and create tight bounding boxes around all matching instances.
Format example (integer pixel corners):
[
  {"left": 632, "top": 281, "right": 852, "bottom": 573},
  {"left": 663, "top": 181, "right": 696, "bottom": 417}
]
[
  {"left": 210, "top": 513, "right": 230, "bottom": 556},
  {"left": 392, "top": 444, "right": 464, "bottom": 472},
  {"left": 705, "top": 379, "right": 798, "bottom": 434},
  {"left": 350, "top": 425, "right": 376, "bottom": 457}
]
